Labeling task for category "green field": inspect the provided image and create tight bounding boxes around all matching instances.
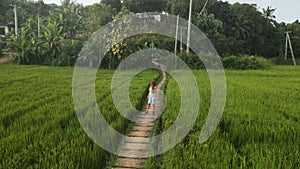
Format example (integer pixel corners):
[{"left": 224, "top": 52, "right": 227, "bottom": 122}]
[
  {"left": 1, "top": 65, "right": 300, "bottom": 168},
  {"left": 154, "top": 66, "right": 300, "bottom": 168},
  {"left": 0, "top": 65, "right": 159, "bottom": 168}
]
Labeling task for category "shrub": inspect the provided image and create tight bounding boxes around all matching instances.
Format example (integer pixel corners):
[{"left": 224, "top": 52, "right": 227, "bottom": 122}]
[
  {"left": 178, "top": 52, "right": 204, "bottom": 69},
  {"left": 272, "top": 57, "right": 298, "bottom": 65},
  {"left": 51, "top": 39, "right": 83, "bottom": 66},
  {"left": 177, "top": 52, "right": 269, "bottom": 70},
  {"left": 222, "top": 55, "right": 269, "bottom": 70}
]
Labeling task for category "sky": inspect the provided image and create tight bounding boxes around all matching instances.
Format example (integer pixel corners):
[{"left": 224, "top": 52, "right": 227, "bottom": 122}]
[
  {"left": 226, "top": 0, "right": 299, "bottom": 23},
  {"left": 42, "top": 0, "right": 299, "bottom": 23}
]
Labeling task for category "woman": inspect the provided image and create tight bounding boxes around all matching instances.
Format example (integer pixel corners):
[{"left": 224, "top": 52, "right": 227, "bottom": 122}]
[{"left": 146, "top": 80, "right": 156, "bottom": 114}]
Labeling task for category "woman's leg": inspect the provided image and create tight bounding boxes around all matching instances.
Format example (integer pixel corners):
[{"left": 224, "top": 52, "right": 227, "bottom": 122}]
[
  {"left": 146, "top": 95, "right": 154, "bottom": 113},
  {"left": 146, "top": 104, "right": 150, "bottom": 113}
]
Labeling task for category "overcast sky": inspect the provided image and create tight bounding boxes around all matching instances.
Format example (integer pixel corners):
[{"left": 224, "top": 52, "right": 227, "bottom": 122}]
[
  {"left": 43, "top": 0, "right": 299, "bottom": 23},
  {"left": 226, "top": 0, "right": 299, "bottom": 23}
]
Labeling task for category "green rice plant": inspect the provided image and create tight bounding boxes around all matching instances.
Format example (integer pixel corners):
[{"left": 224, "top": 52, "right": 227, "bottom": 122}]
[
  {"left": 154, "top": 66, "right": 300, "bottom": 168},
  {"left": 0, "top": 65, "right": 159, "bottom": 168}
]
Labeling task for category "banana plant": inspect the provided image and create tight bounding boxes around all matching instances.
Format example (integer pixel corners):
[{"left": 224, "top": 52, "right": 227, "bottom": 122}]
[
  {"left": 40, "top": 18, "right": 66, "bottom": 65},
  {"left": 7, "top": 26, "right": 32, "bottom": 64}
]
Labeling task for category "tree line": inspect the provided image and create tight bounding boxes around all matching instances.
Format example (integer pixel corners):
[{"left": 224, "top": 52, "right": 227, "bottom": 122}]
[{"left": 0, "top": 0, "right": 299, "bottom": 67}]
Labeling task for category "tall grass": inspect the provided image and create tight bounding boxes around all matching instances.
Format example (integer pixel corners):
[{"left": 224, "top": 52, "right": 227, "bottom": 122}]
[{"left": 154, "top": 66, "right": 300, "bottom": 168}]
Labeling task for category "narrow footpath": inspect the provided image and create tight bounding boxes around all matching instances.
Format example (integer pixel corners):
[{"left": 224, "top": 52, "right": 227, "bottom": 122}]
[{"left": 113, "top": 62, "right": 166, "bottom": 169}]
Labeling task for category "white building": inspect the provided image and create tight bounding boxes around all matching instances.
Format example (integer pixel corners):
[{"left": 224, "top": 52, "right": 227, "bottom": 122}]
[{"left": 0, "top": 26, "right": 9, "bottom": 37}]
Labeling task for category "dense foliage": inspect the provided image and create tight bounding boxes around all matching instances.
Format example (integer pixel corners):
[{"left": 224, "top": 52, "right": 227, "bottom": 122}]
[{"left": 0, "top": 0, "right": 299, "bottom": 66}]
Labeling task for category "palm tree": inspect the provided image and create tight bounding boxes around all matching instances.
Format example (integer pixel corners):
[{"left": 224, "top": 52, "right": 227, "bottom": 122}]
[
  {"left": 263, "top": 6, "right": 276, "bottom": 25},
  {"left": 231, "top": 15, "right": 250, "bottom": 40}
]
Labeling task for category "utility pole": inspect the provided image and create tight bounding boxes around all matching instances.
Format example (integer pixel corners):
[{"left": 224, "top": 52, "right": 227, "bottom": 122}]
[
  {"left": 180, "top": 27, "right": 183, "bottom": 51},
  {"left": 186, "top": 0, "right": 192, "bottom": 53},
  {"left": 13, "top": 5, "right": 18, "bottom": 36},
  {"left": 174, "top": 15, "right": 179, "bottom": 69},
  {"left": 37, "top": 0, "right": 41, "bottom": 38},
  {"left": 186, "top": 0, "right": 209, "bottom": 53},
  {"left": 174, "top": 15, "right": 179, "bottom": 55},
  {"left": 284, "top": 31, "right": 296, "bottom": 65},
  {"left": 38, "top": 13, "right": 40, "bottom": 37},
  {"left": 9, "top": 4, "right": 18, "bottom": 36}
]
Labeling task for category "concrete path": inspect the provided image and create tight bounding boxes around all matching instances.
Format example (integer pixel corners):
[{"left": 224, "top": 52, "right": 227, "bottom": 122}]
[{"left": 113, "top": 63, "right": 166, "bottom": 169}]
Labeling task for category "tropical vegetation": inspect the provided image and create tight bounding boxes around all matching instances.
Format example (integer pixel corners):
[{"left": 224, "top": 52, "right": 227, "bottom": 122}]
[{"left": 0, "top": 0, "right": 299, "bottom": 67}]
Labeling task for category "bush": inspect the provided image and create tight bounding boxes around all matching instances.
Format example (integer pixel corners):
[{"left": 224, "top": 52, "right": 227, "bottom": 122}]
[
  {"left": 272, "top": 57, "right": 298, "bottom": 65},
  {"left": 222, "top": 55, "right": 269, "bottom": 70},
  {"left": 178, "top": 52, "right": 270, "bottom": 70},
  {"left": 177, "top": 52, "right": 269, "bottom": 70},
  {"left": 51, "top": 39, "right": 83, "bottom": 66},
  {"left": 178, "top": 52, "right": 204, "bottom": 69}
]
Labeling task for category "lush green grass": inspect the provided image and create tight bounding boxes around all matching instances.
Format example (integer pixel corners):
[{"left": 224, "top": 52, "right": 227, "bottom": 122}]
[
  {"left": 153, "top": 66, "right": 300, "bottom": 168},
  {"left": 1, "top": 65, "right": 299, "bottom": 168},
  {"left": 0, "top": 65, "right": 159, "bottom": 168}
]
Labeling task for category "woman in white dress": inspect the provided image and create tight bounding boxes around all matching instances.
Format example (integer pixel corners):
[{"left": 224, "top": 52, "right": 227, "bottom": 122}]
[{"left": 146, "top": 80, "right": 156, "bottom": 114}]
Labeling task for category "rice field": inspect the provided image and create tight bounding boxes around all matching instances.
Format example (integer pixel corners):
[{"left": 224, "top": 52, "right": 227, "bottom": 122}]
[
  {"left": 154, "top": 66, "right": 300, "bottom": 168},
  {"left": 0, "top": 65, "right": 299, "bottom": 168},
  {"left": 0, "top": 65, "right": 159, "bottom": 168}
]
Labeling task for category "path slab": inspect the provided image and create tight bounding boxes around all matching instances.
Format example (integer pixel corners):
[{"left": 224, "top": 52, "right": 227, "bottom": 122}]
[
  {"left": 131, "top": 126, "right": 153, "bottom": 131},
  {"left": 134, "top": 122, "right": 154, "bottom": 127},
  {"left": 136, "top": 117, "right": 154, "bottom": 121},
  {"left": 141, "top": 113, "right": 157, "bottom": 116},
  {"left": 122, "top": 143, "right": 149, "bottom": 151},
  {"left": 135, "top": 118, "right": 155, "bottom": 123},
  {"left": 118, "top": 150, "right": 148, "bottom": 158},
  {"left": 138, "top": 116, "right": 155, "bottom": 120},
  {"left": 114, "top": 158, "right": 146, "bottom": 168},
  {"left": 128, "top": 130, "right": 151, "bottom": 137},
  {"left": 124, "top": 137, "right": 150, "bottom": 143}
]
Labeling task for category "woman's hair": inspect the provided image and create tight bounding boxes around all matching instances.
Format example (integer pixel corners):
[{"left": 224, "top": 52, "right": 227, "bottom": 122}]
[{"left": 150, "top": 80, "right": 156, "bottom": 87}]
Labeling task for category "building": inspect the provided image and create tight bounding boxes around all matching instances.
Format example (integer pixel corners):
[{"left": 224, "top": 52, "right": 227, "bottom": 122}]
[{"left": 0, "top": 26, "right": 9, "bottom": 37}]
